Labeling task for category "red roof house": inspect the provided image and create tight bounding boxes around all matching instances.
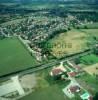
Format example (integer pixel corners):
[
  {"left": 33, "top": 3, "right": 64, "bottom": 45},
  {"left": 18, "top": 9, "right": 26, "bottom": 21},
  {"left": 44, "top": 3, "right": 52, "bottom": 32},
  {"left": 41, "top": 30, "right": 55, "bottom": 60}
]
[
  {"left": 67, "top": 72, "right": 77, "bottom": 77},
  {"left": 51, "top": 68, "right": 63, "bottom": 76}
]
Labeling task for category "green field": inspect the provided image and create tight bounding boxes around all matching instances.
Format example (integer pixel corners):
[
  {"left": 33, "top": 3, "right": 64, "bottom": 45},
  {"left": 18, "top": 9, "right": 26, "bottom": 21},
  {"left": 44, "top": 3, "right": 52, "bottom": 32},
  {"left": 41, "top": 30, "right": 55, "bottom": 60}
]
[
  {"left": 77, "top": 73, "right": 98, "bottom": 94},
  {"left": 19, "top": 85, "right": 66, "bottom": 100},
  {"left": 0, "top": 37, "right": 38, "bottom": 76},
  {"left": 77, "top": 22, "right": 98, "bottom": 29},
  {"left": 17, "top": 3, "right": 59, "bottom": 10},
  {"left": 80, "top": 54, "right": 98, "bottom": 65}
]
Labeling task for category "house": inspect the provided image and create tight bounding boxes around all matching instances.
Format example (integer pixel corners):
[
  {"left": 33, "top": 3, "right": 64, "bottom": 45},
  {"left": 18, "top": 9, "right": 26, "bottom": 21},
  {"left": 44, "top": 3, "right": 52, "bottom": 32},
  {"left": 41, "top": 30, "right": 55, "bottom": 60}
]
[
  {"left": 69, "top": 85, "right": 80, "bottom": 93},
  {"left": 50, "top": 68, "right": 64, "bottom": 76},
  {"left": 50, "top": 62, "right": 67, "bottom": 80},
  {"left": 88, "top": 96, "right": 93, "bottom": 100},
  {"left": 50, "top": 68, "right": 66, "bottom": 80},
  {"left": 67, "top": 71, "right": 77, "bottom": 77}
]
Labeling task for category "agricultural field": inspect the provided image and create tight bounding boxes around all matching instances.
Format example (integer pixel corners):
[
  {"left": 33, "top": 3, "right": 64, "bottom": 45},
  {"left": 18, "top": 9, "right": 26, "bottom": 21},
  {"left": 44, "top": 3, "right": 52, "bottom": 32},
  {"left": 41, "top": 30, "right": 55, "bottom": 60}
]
[
  {"left": 80, "top": 54, "right": 98, "bottom": 65},
  {"left": 19, "top": 68, "right": 69, "bottom": 100},
  {"left": 80, "top": 29, "right": 98, "bottom": 37},
  {"left": 77, "top": 54, "right": 98, "bottom": 94},
  {"left": 83, "top": 63, "right": 98, "bottom": 75},
  {"left": 47, "top": 29, "right": 88, "bottom": 58},
  {"left": 17, "top": 3, "right": 59, "bottom": 10},
  {"left": 0, "top": 37, "right": 38, "bottom": 76},
  {"left": 76, "top": 73, "right": 98, "bottom": 94},
  {"left": 19, "top": 85, "right": 66, "bottom": 100},
  {"left": 78, "top": 22, "right": 98, "bottom": 29}
]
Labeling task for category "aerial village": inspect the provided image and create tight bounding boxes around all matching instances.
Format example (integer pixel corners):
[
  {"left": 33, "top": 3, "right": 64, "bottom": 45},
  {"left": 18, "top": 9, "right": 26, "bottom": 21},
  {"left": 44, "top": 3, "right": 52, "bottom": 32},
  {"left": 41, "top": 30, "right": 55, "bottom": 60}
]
[{"left": 0, "top": 0, "right": 98, "bottom": 100}]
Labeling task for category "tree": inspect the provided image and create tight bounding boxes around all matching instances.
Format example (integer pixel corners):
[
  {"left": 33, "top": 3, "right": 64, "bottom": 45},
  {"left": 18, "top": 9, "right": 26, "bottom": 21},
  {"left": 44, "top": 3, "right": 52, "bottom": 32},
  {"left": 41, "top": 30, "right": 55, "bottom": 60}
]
[
  {"left": 93, "top": 92, "right": 98, "bottom": 100},
  {"left": 84, "top": 25, "right": 88, "bottom": 29},
  {"left": 94, "top": 48, "right": 98, "bottom": 55},
  {"left": 68, "top": 27, "right": 71, "bottom": 30},
  {"left": 74, "top": 58, "right": 80, "bottom": 64},
  {"left": 76, "top": 26, "right": 80, "bottom": 29}
]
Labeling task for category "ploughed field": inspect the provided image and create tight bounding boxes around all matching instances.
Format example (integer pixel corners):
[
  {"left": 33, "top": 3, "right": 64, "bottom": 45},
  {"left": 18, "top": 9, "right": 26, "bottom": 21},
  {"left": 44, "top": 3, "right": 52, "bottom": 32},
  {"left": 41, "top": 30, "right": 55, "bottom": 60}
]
[{"left": 0, "top": 37, "right": 38, "bottom": 76}]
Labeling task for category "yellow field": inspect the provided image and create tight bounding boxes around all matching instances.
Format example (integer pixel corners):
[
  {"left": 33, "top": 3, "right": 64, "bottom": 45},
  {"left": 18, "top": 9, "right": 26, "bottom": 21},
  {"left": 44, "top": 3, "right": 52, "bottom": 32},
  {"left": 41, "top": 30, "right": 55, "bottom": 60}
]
[
  {"left": 83, "top": 63, "right": 98, "bottom": 75},
  {"left": 49, "top": 29, "right": 88, "bottom": 58}
]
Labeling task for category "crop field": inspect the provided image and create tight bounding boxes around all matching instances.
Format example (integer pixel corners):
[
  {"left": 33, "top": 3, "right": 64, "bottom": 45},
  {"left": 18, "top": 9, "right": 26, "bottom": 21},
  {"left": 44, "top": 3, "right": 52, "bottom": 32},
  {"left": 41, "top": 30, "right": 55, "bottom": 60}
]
[
  {"left": 83, "top": 63, "right": 98, "bottom": 75},
  {"left": 0, "top": 37, "right": 38, "bottom": 76},
  {"left": 47, "top": 29, "right": 88, "bottom": 58}
]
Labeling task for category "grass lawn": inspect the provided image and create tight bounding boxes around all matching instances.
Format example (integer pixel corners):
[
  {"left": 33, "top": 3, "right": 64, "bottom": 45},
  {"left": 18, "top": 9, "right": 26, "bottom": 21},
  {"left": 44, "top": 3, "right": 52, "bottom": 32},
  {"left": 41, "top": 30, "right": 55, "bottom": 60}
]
[
  {"left": 47, "top": 29, "right": 88, "bottom": 58},
  {"left": 80, "top": 54, "right": 98, "bottom": 65},
  {"left": 0, "top": 37, "right": 38, "bottom": 76}
]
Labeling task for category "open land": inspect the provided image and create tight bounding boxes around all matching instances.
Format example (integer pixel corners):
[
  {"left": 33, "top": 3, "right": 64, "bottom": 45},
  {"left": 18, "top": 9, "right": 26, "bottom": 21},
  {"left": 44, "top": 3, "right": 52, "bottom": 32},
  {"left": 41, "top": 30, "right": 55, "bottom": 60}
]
[
  {"left": 0, "top": 37, "right": 38, "bottom": 76},
  {"left": 19, "top": 68, "right": 69, "bottom": 100},
  {"left": 83, "top": 63, "right": 98, "bottom": 75},
  {"left": 47, "top": 29, "right": 88, "bottom": 58}
]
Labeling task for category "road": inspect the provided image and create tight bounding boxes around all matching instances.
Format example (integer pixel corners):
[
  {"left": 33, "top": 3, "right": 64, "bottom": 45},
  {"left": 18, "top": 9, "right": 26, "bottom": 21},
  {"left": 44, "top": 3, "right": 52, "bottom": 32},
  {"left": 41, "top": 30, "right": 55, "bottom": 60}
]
[{"left": 0, "top": 47, "right": 94, "bottom": 80}]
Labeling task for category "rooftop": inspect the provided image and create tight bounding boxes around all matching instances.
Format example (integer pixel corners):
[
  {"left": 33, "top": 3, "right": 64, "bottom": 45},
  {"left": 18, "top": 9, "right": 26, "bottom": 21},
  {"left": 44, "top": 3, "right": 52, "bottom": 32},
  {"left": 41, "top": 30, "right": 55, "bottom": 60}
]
[
  {"left": 67, "top": 72, "right": 77, "bottom": 77},
  {"left": 69, "top": 85, "right": 80, "bottom": 93},
  {"left": 0, "top": 76, "right": 24, "bottom": 97}
]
